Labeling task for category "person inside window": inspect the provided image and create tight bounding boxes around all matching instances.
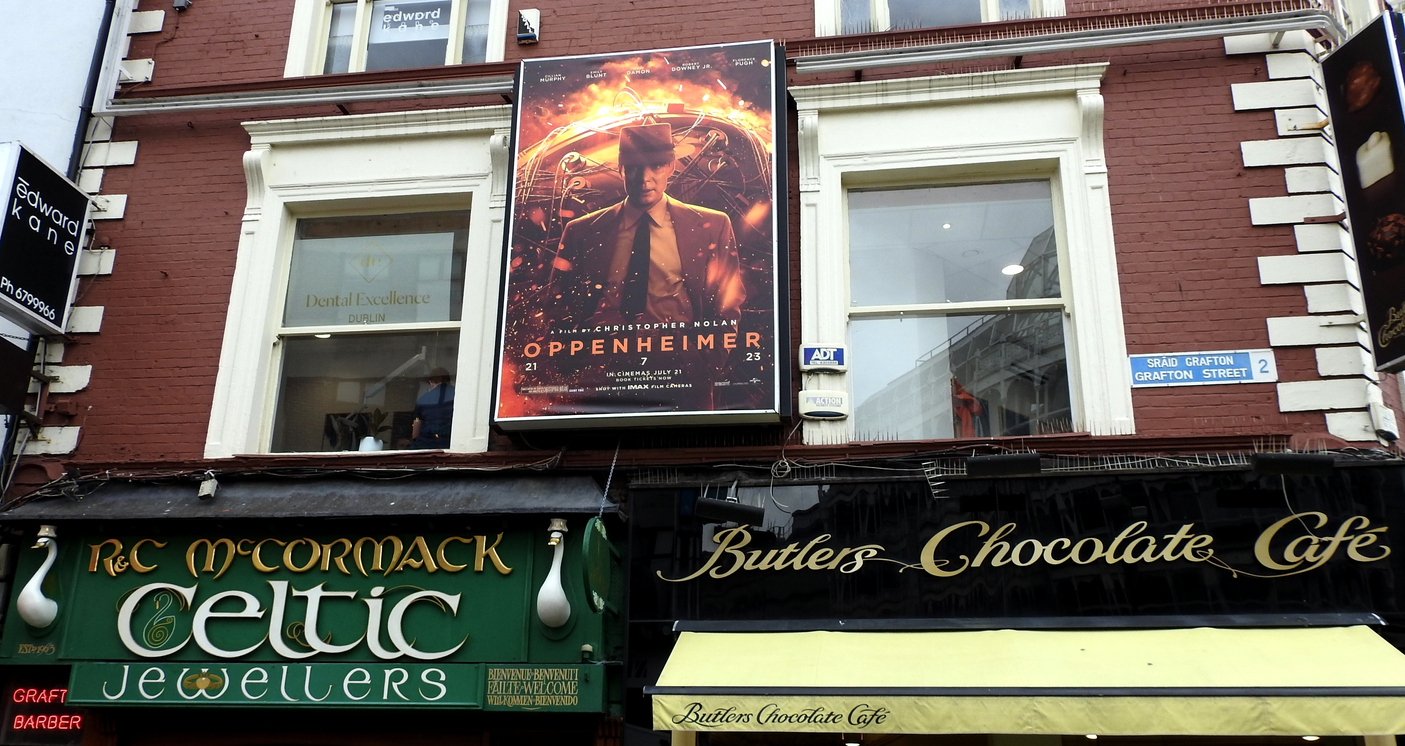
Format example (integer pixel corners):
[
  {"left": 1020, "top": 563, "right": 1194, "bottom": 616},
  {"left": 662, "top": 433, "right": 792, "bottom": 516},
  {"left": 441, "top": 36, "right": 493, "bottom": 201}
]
[{"left": 409, "top": 367, "right": 454, "bottom": 449}]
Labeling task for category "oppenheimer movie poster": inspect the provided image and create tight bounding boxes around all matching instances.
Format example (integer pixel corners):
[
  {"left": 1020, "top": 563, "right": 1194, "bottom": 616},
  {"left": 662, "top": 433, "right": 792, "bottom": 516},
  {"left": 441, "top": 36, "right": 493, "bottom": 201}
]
[{"left": 494, "top": 40, "right": 782, "bottom": 427}]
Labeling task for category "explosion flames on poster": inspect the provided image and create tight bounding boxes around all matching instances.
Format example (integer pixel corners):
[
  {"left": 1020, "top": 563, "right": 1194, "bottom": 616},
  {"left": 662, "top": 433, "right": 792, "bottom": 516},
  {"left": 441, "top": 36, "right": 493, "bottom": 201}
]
[{"left": 494, "top": 41, "right": 783, "bottom": 427}]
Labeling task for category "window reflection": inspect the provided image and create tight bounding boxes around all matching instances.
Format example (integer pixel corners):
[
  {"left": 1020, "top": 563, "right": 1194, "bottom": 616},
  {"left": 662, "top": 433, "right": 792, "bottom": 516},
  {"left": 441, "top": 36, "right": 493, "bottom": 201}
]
[
  {"left": 849, "top": 181, "right": 1058, "bottom": 306},
  {"left": 851, "top": 312, "right": 1071, "bottom": 440},
  {"left": 847, "top": 179, "right": 1070, "bottom": 442}
]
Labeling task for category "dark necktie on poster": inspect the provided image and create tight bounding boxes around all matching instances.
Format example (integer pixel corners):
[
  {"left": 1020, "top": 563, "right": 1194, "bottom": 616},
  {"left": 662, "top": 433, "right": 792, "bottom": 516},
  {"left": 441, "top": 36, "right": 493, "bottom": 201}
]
[{"left": 622, "top": 216, "right": 651, "bottom": 316}]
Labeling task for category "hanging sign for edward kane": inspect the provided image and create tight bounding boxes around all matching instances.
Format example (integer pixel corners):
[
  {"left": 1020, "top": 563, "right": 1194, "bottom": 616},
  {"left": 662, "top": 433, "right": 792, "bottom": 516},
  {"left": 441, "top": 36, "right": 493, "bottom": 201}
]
[
  {"left": 493, "top": 41, "right": 785, "bottom": 429},
  {"left": 0, "top": 142, "right": 91, "bottom": 336},
  {"left": 1323, "top": 14, "right": 1405, "bottom": 371}
]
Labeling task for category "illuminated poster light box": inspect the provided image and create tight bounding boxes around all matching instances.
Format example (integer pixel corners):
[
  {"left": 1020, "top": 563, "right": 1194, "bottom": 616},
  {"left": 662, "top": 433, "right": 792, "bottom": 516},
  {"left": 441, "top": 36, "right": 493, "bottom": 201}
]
[{"left": 492, "top": 40, "right": 789, "bottom": 429}]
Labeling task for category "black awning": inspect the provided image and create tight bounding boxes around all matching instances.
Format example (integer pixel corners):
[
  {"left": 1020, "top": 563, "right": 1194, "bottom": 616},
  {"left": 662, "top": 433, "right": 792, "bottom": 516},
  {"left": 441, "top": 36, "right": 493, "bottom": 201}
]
[{"left": 1, "top": 475, "right": 607, "bottom": 520}]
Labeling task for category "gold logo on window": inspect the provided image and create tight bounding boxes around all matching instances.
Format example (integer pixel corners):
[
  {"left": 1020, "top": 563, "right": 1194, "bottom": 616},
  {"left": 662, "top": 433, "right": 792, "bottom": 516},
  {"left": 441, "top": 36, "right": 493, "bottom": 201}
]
[{"left": 350, "top": 245, "right": 393, "bottom": 283}]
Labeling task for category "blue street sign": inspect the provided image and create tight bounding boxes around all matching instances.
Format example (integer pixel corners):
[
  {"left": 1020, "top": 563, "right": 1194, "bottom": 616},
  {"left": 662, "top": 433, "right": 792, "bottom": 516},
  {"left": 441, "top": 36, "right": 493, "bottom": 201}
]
[{"left": 1128, "top": 349, "right": 1278, "bottom": 388}]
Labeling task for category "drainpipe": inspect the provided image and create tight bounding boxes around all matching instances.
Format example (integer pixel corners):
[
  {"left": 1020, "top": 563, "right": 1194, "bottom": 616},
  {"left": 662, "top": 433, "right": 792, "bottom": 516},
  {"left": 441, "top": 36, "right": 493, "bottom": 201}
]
[{"left": 68, "top": 0, "right": 119, "bottom": 180}]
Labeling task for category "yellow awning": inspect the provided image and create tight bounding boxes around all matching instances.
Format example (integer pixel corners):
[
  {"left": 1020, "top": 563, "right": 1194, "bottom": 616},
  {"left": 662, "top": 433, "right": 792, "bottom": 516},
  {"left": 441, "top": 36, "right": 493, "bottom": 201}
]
[{"left": 649, "top": 626, "right": 1405, "bottom": 736}]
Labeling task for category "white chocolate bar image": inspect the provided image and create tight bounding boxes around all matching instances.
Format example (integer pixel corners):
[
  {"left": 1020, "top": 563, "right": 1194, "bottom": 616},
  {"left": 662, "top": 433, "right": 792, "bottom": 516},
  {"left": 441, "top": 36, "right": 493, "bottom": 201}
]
[{"left": 1358, "top": 131, "right": 1395, "bottom": 188}]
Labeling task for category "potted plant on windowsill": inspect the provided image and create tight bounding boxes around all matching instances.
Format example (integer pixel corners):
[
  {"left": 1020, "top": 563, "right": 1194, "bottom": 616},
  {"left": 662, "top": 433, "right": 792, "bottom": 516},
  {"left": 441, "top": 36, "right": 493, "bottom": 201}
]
[{"left": 357, "top": 408, "right": 392, "bottom": 451}]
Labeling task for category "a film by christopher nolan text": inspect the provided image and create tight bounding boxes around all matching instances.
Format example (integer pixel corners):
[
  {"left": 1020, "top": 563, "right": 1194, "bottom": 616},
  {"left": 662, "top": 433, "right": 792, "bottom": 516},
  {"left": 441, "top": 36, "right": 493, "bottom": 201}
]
[{"left": 493, "top": 40, "right": 784, "bottom": 428}]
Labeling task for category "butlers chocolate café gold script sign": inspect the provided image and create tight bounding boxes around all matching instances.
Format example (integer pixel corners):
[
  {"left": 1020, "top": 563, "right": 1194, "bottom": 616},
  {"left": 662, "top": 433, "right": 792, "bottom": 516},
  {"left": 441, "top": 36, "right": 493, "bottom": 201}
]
[
  {"left": 662, "top": 512, "right": 1388, "bottom": 583},
  {"left": 0, "top": 530, "right": 609, "bottom": 710},
  {"left": 635, "top": 469, "right": 1405, "bottom": 626}
]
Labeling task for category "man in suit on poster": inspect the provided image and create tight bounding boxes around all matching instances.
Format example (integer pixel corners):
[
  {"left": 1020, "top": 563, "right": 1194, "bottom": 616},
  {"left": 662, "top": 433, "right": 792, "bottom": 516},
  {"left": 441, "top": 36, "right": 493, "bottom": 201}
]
[{"left": 555, "top": 123, "right": 746, "bottom": 328}]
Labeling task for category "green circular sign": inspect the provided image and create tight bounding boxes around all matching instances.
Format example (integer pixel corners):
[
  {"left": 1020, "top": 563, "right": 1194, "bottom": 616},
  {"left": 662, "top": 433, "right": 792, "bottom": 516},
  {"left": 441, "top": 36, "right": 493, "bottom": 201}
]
[{"left": 581, "top": 517, "right": 612, "bottom": 614}]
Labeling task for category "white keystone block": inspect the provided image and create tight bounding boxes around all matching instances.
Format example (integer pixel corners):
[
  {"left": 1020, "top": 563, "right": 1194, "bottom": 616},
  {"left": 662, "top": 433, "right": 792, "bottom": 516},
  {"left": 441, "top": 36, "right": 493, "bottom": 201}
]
[
  {"left": 118, "top": 59, "right": 155, "bottom": 84},
  {"left": 1278, "top": 378, "right": 1373, "bottom": 411},
  {"left": 1304, "top": 283, "right": 1364, "bottom": 314},
  {"left": 1285, "top": 166, "right": 1342, "bottom": 195},
  {"left": 1267, "top": 314, "right": 1369, "bottom": 347},
  {"left": 1242, "top": 137, "right": 1331, "bottom": 167},
  {"left": 85, "top": 117, "right": 113, "bottom": 143},
  {"left": 1232, "top": 79, "right": 1323, "bottom": 111},
  {"left": 1258, "top": 252, "right": 1352, "bottom": 284},
  {"left": 82, "top": 141, "right": 137, "bottom": 168},
  {"left": 66, "top": 306, "right": 104, "bottom": 334},
  {"left": 1267, "top": 52, "right": 1321, "bottom": 81},
  {"left": 1275, "top": 107, "right": 1331, "bottom": 138},
  {"left": 1295, "top": 223, "right": 1352, "bottom": 253},
  {"left": 43, "top": 344, "right": 63, "bottom": 364},
  {"left": 91, "top": 194, "right": 127, "bottom": 220},
  {"left": 77, "top": 169, "right": 103, "bottom": 194},
  {"left": 28, "top": 365, "right": 92, "bottom": 395},
  {"left": 128, "top": 10, "right": 166, "bottom": 33},
  {"left": 22, "top": 426, "right": 81, "bottom": 456},
  {"left": 1326, "top": 410, "right": 1379, "bottom": 441},
  {"left": 78, "top": 248, "right": 115, "bottom": 276},
  {"left": 1248, "top": 193, "right": 1342, "bottom": 225},
  {"left": 1275, "top": 108, "right": 1332, "bottom": 139},
  {"left": 1225, "top": 30, "right": 1318, "bottom": 55},
  {"left": 1317, "top": 345, "right": 1377, "bottom": 378}
]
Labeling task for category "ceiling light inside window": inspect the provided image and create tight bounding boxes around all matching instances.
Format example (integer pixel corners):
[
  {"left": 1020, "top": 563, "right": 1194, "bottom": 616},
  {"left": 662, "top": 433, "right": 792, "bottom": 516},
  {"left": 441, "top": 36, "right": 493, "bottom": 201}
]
[
  {"left": 1302, "top": 738, "right": 1320, "bottom": 742},
  {"left": 1001, "top": 264, "right": 1025, "bottom": 275},
  {"left": 942, "top": 223, "right": 951, "bottom": 229},
  {"left": 314, "top": 333, "right": 332, "bottom": 339}
]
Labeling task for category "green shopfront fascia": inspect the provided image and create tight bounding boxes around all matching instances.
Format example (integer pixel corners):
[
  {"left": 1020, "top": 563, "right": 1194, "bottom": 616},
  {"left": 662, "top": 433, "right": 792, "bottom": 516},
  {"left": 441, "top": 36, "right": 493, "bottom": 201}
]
[{"left": 0, "top": 520, "right": 622, "bottom": 745}]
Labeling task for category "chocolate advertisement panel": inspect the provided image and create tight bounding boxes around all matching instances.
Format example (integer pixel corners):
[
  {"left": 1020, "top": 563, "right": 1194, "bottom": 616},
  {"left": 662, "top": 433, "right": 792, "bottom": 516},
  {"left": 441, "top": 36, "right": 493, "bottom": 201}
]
[
  {"left": 494, "top": 41, "right": 783, "bottom": 428},
  {"left": 1324, "top": 14, "right": 1405, "bottom": 371}
]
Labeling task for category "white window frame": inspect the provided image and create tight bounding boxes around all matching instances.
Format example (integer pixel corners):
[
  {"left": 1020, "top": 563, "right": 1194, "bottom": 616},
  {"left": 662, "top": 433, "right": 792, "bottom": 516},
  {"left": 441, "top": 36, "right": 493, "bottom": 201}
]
[
  {"left": 845, "top": 172, "right": 1073, "bottom": 440},
  {"left": 791, "top": 63, "right": 1133, "bottom": 446},
  {"left": 284, "top": 0, "right": 509, "bottom": 77},
  {"left": 816, "top": 0, "right": 1065, "bottom": 36},
  {"left": 205, "top": 106, "right": 512, "bottom": 458}
]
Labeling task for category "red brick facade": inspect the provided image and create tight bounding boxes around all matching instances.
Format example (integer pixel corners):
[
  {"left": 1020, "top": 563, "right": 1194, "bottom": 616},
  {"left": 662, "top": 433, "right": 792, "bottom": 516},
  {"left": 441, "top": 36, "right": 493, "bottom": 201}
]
[{"left": 16, "top": 0, "right": 1396, "bottom": 485}]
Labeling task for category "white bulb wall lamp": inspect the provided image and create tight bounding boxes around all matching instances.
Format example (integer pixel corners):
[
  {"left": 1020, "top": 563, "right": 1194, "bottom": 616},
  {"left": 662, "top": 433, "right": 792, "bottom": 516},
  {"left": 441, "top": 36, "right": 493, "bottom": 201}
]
[
  {"left": 17, "top": 525, "right": 59, "bottom": 629},
  {"left": 537, "top": 518, "right": 571, "bottom": 628}
]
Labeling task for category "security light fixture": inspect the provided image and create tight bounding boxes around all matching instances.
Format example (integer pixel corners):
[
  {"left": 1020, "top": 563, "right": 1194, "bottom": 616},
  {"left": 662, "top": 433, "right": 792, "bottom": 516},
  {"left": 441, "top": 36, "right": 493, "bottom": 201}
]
[
  {"left": 1250, "top": 452, "right": 1335, "bottom": 476},
  {"left": 173, "top": 0, "right": 192, "bottom": 10},
  {"left": 966, "top": 452, "right": 1042, "bottom": 477},
  {"left": 197, "top": 472, "right": 219, "bottom": 500}
]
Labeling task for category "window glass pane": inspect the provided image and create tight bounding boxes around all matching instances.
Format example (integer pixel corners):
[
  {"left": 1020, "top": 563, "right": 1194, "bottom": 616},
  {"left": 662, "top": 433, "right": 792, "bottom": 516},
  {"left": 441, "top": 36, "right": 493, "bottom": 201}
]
[
  {"left": 365, "top": 0, "right": 451, "bottom": 71},
  {"left": 887, "top": 0, "right": 981, "bottom": 29},
  {"left": 840, "top": 0, "right": 875, "bottom": 34},
  {"left": 850, "top": 312, "right": 1071, "bottom": 441},
  {"left": 271, "top": 331, "right": 459, "bottom": 452},
  {"left": 323, "top": 2, "right": 357, "bottom": 74},
  {"left": 998, "top": 0, "right": 1034, "bottom": 19},
  {"left": 462, "top": 0, "right": 490, "bottom": 63},
  {"left": 284, "top": 212, "right": 469, "bottom": 328},
  {"left": 849, "top": 181, "right": 1058, "bottom": 306}
]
